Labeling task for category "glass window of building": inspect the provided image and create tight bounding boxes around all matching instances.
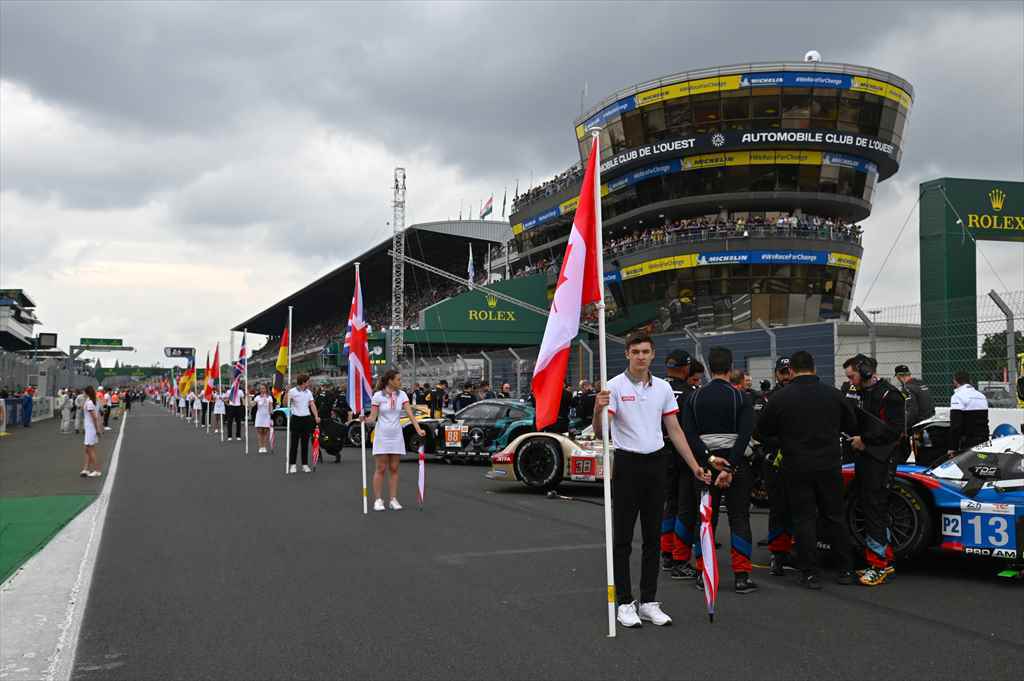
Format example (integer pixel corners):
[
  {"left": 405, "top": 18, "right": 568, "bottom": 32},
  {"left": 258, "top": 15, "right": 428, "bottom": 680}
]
[
  {"left": 607, "top": 119, "right": 627, "bottom": 153},
  {"left": 811, "top": 88, "right": 839, "bottom": 123},
  {"left": 798, "top": 164, "right": 820, "bottom": 192},
  {"left": 723, "top": 164, "right": 750, "bottom": 193},
  {"left": 878, "top": 100, "right": 899, "bottom": 139},
  {"left": 692, "top": 93, "right": 721, "bottom": 124},
  {"left": 777, "top": 165, "right": 799, "bottom": 191},
  {"left": 751, "top": 294, "right": 771, "bottom": 324},
  {"left": 722, "top": 91, "right": 750, "bottom": 121},
  {"left": 665, "top": 101, "right": 692, "bottom": 135},
  {"left": 622, "top": 109, "right": 646, "bottom": 148},
  {"left": 837, "top": 90, "right": 862, "bottom": 122},
  {"left": 644, "top": 104, "right": 667, "bottom": 137},
  {"left": 858, "top": 94, "right": 883, "bottom": 136},
  {"left": 781, "top": 88, "right": 811, "bottom": 118},
  {"left": 819, "top": 164, "right": 840, "bottom": 193},
  {"left": 837, "top": 166, "right": 857, "bottom": 196},
  {"left": 751, "top": 88, "right": 781, "bottom": 119},
  {"left": 769, "top": 294, "right": 789, "bottom": 325},
  {"left": 750, "top": 166, "right": 776, "bottom": 192}
]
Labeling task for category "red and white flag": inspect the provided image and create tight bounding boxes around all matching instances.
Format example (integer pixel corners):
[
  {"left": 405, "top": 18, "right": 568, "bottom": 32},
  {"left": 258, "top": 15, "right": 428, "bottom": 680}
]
[
  {"left": 417, "top": 444, "right": 426, "bottom": 506},
  {"left": 530, "top": 136, "right": 602, "bottom": 430},
  {"left": 311, "top": 426, "right": 320, "bottom": 467},
  {"left": 699, "top": 488, "right": 720, "bottom": 622}
]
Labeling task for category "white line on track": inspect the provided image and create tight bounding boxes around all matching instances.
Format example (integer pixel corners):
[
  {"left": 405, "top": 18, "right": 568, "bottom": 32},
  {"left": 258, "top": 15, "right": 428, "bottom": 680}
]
[{"left": 43, "top": 410, "right": 128, "bottom": 681}]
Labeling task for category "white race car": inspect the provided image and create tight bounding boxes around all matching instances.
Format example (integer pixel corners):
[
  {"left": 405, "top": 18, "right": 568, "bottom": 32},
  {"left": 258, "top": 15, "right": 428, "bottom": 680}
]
[{"left": 487, "top": 426, "right": 607, "bottom": 491}]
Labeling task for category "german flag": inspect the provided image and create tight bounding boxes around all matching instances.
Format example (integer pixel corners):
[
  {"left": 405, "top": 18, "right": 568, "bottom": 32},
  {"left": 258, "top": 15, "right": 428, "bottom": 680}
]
[
  {"left": 178, "top": 355, "right": 196, "bottom": 396},
  {"left": 272, "top": 326, "right": 289, "bottom": 405}
]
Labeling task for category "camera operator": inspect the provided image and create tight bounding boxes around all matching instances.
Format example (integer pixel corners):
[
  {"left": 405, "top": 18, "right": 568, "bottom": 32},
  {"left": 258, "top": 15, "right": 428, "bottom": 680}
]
[
  {"left": 682, "top": 346, "right": 757, "bottom": 594},
  {"left": 842, "top": 354, "right": 905, "bottom": 586},
  {"left": 757, "top": 351, "right": 857, "bottom": 589}
]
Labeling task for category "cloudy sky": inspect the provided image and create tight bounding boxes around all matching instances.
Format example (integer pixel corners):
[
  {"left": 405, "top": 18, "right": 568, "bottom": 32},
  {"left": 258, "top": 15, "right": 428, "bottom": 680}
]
[{"left": 2, "top": 0, "right": 1022, "bottom": 368}]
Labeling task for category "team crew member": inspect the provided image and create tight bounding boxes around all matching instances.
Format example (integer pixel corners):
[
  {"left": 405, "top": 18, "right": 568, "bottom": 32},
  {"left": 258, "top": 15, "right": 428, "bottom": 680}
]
[
  {"left": 426, "top": 380, "right": 448, "bottom": 418},
  {"left": 362, "top": 369, "right": 425, "bottom": 511},
  {"left": 80, "top": 385, "right": 103, "bottom": 478},
  {"left": 593, "top": 332, "right": 710, "bottom": 629},
  {"left": 842, "top": 354, "right": 905, "bottom": 586},
  {"left": 947, "top": 370, "right": 989, "bottom": 456},
  {"left": 287, "top": 374, "right": 320, "bottom": 474},
  {"left": 253, "top": 384, "right": 274, "bottom": 453},
  {"left": 666, "top": 358, "right": 706, "bottom": 580},
  {"left": 658, "top": 348, "right": 692, "bottom": 572},
  {"left": 226, "top": 383, "right": 244, "bottom": 441},
  {"left": 757, "top": 351, "right": 857, "bottom": 589},
  {"left": 682, "top": 347, "right": 758, "bottom": 594},
  {"left": 755, "top": 357, "right": 795, "bottom": 574},
  {"left": 894, "top": 365, "right": 934, "bottom": 462}
]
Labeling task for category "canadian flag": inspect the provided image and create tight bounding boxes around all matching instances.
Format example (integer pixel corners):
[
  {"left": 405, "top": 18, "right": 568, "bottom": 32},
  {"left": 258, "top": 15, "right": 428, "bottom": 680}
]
[{"left": 531, "top": 136, "right": 602, "bottom": 431}]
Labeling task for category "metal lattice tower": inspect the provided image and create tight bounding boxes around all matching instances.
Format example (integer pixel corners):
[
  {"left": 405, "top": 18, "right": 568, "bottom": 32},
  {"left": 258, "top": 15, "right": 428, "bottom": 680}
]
[{"left": 389, "top": 167, "right": 407, "bottom": 365}]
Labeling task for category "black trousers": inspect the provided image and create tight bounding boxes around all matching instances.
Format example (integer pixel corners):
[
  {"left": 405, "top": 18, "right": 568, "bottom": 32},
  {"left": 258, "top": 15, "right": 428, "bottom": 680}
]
[
  {"left": 612, "top": 450, "right": 666, "bottom": 605},
  {"left": 783, "top": 467, "right": 852, "bottom": 573},
  {"left": 226, "top": 405, "right": 243, "bottom": 437},
  {"left": 201, "top": 401, "right": 209, "bottom": 426},
  {"left": 289, "top": 415, "right": 313, "bottom": 465},
  {"left": 856, "top": 454, "right": 895, "bottom": 566},
  {"left": 661, "top": 454, "right": 681, "bottom": 552},
  {"left": 766, "top": 458, "right": 793, "bottom": 554},
  {"left": 695, "top": 457, "right": 753, "bottom": 574},
  {"left": 102, "top": 406, "right": 111, "bottom": 427}
]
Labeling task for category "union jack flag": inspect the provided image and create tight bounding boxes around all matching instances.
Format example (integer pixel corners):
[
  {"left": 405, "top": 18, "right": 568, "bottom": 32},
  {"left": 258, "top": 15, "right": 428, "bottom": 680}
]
[
  {"left": 344, "top": 268, "right": 372, "bottom": 414},
  {"left": 229, "top": 333, "right": 247, "bottom": 402}
]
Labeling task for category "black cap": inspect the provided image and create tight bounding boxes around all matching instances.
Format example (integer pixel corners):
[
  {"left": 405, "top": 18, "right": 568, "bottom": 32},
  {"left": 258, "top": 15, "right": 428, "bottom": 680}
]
[
  {"left": 666, "top": 348, "right": 692, "bottom": 369},
  {"left": 894, "top": 365, "right": 911, "bottom": 376},
  {"left": 775, "top": 357, "right": 792, "bottom": 371}
]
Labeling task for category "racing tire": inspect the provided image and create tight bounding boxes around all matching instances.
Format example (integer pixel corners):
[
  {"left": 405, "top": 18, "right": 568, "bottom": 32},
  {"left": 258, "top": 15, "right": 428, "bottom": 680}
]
[
  {"left": 272, "top": 412, "right": 287, "bottom": 428},
  {"left": 514, "top": 437, "right": 564, "bottom": 491},
  {"left": 845, "top": 478, "right": 933, "bottom": 561},
  {"left": 403, "top": 425, "right": 424, "bottom": 453},
  {"left": 347, "top": 421, "right": 366, "bottom": 448}
]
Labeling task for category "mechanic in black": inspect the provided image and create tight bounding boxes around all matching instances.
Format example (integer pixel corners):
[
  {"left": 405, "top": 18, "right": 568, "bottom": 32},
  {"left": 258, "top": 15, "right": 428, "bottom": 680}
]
[
  {"left": 894, "top": 365, "right": 934, "bottom": 462},
  {"left": 426, "top": 380, "right": 448, "bottom": 418},
  {"left": 682, "top": 346, "right": 758, "bottom": 594},
  {"left": 842, "top": 354, "right": 905, "bottom": 586},
  {"left": 753, "top": 356, "right": 796, "bottom": 575},
  {"left": 757, "top": 351, "right": 857, "bottom": 589},
  {"left": 658, "top": 348, "right": 693, "bottom": 573},
  {"left": 451, "top": 382, "right": 478, "bottom": 412},
  {"left": 948, "top": 370, "right": 990, "bottom": 455},
  {"left": 498, "top": 382, "right": 513, "bottom": 399},
  {"left": 573, "top": 380, "right": 596, "bottom": 423}
]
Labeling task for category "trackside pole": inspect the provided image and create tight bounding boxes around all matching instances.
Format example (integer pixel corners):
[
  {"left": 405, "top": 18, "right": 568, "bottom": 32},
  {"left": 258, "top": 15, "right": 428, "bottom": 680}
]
[
  {"left": 591, "top": 127, "right": 616, "bottom": 638},
  {"left": 244, "top": 328, "right": 249, "bottom": 455},
  {"left": 361, "top": 421, "right": 368, "bottom": 514},
  {"left": 285, "top": 305, "right": 293, "bottom": 474}
]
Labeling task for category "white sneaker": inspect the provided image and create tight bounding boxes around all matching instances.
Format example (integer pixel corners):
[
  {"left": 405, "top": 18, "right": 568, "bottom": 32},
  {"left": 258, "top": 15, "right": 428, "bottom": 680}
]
[
  {"left": 289, "top": 464, "right": 297, "bottom": 474},
  {"left": 80, "top": 469, "right": 89, "bottom": 477},
  {"left": 301, "top": 465, "right": 311, "bottom": 473},
  {"left": 373, "top": 498, "right": 386, "bottom": 511},
  {"left": 617, "top": 601, "right": 642, "bottom": 628},
  {"left": 258, "top": 447, "right": 266, "bottom": 453},
  {"left": 638, "top": 601, "right": 672, "bottom": 626},
  {"left": 104, "top": 427, "right": 112, "bottom": 431},
  {"left": 87, "top": 470, "right": 102, "bottom": 478},
  {"left": 388, "top": 498, "right": 403, "bottom": 510}
]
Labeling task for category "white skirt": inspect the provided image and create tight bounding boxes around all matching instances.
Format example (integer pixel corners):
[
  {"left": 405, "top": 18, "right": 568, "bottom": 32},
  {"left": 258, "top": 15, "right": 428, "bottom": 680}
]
[
  {"left": 84, "top": 431, "right": 98, "bottom": 446},
  {"left": 254, "top": 411, "right": 272, "bottom": 428},
  {"left": 372, "top": 424, "right": 406, "bottom": 455},
  {"left": 213, "top": 403, "right": 226, "bottom": 415}
]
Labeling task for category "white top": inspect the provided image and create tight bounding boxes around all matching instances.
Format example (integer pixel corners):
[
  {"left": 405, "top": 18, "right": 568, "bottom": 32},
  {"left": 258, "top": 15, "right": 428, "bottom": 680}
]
[
  {"left": 951, "top": 384, "right": 988, "bottom": 411},
  {"left": 228, "top": 386, "right": 244, "bottom": 407},
  {"left": 288, "top": 387, "right": 314, "bottom": 416},
  {"left": 371, "top": 389, "right": 409, "bottom": 455},
  {"left": 254, "top": 394, "right": 274, "bottom": 427},
  {"left": 213, "top": 391, "right": 226, "bottom": 414},
  {"left": 606, "top": 372, "right": 679, "bottom": 454},
  {"left": 83, "top": 399, "right": 98, "bottom": 443}
]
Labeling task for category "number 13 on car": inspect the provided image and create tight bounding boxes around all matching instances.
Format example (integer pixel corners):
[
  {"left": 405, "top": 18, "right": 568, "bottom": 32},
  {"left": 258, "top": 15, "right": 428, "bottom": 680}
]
[{"left": 956, "top": 501, "right": 1019, "bottom": 556}]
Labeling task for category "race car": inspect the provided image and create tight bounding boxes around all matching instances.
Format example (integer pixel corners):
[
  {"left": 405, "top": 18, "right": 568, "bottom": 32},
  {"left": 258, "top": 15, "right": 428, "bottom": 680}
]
[
  {"left": 420, "top": 399, "right": 537, "bottom": 464},
  {"left": 840, "top": 432, "right": 1024, "bottom": 566},
  {"left": 488, "top": 425, "right": 607, "bottom": 490}
]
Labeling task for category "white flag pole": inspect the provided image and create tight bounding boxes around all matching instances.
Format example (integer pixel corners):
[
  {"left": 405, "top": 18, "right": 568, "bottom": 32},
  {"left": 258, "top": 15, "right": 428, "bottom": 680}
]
[
  {"left": 285, "top": 306, "right": 293, "bottom": 474},
  {"left": 361, "top": 420, "right": 368, "bottom": 514},
  {"left": 244, "top": 328, "right": 249, "bottom": 455},
  {"left": 591, "top": 127, "right": 616, "bottom": 638},
  {"left": 357, "top": 262, "right": 368, "bottom": 514}
]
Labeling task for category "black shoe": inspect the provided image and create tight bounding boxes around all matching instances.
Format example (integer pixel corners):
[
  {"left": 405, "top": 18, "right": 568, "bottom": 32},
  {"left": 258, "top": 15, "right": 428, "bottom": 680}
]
[
  {"left": 769, "top": 553, "right": 786, "bottom": 577},
  {"left": 835, "top": 570, "right": 855, "bottom": 585},
  {"left": 800, "top": 573, "right": 822, "bottom": 590},
  {"left": 670, "top": 563, "right": 698, "bottom": 580},
  {"left": 734, "top": 573, "right": 758, "bottom": 594},
  {"left": 757, "top": 536, "right": 770, "bottom": 547},
  {"left": 660, "top": 553, "right": 675, "bottom": 571},
  {"left": 695, "top": 573, "right": 705, "bottom": 591}
]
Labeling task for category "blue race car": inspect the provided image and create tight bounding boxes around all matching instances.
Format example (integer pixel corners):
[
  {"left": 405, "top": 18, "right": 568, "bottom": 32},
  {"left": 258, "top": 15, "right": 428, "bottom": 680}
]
[
  {"left": 841, "top": 433, "right": 1024, "bottom": 568},
  {"left": 420, "top": 398, "right": 537, "bottom": 464}
]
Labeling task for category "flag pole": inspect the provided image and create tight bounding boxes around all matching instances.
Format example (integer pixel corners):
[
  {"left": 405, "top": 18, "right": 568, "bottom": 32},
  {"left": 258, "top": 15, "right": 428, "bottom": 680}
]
[
  {"left": 243, "top": 328, "right": 249, "bottom": 456},
  {"left": 590, "top": 126, "right": 616, "bottom": 638},
  {"left": 357, "top": 262, "right": 368, "bottom": 514},
  {"left": 286, "top": 305, "right": 293, "bottom": 474},
  {"left": 221, "top": 340, "right": 226, "bottom": 443}
]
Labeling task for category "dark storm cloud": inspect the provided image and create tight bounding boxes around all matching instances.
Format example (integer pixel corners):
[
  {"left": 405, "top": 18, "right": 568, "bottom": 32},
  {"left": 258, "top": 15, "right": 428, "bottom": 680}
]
[{"left": 4, "top": 0, "right": 1019, "bottom": 200}]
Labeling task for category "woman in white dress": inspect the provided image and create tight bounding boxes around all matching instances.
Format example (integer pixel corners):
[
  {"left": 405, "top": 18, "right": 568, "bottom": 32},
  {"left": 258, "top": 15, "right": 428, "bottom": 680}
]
[
  {"left": 253, "top": 383, "right": 274, "bottom": 453},
  {"left": 362, "top": 369, "right": 425, "bottom": 511},
  {"left": 212, "top": 389, "right": 226, "bottom": 434},
  {"left": 80, "top": 385, "right": 102, "bottom": 477}
]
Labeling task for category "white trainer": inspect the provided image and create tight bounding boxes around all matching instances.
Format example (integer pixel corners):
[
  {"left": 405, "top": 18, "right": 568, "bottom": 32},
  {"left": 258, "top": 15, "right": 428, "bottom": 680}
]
[
  {"left": 638, "top": 601, "right": 672, "bottom": 626},
  {"left": 258, "top": 447, "right": 266, "bottom": 454},
  {"left": 388, "top": 498, "right": 403, "bottom": 511},
  {"left": 87, "top": 470, "right": 102, "bottom": 478},
  {"left": 288, "top": 464, "right": 297, "bottom": 474},
  {"left": 617, "top": 601, "right": 642, "bottom": 628},
  {"left": 80, "top": 469, "right": 89, "bottom": 477},
  {"left": 301, "top": 465, "right": 312, "bottom": 473},
  {"left": 373, "top": 498, "right": 386, "bottom": 511}
]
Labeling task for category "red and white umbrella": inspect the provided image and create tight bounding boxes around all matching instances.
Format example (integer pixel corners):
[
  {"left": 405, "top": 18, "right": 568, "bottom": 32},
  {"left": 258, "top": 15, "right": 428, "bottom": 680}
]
[
  {"left": 311, "top": 426, "right": 320, "bottom": 467},
  {"left": 269, "top": 423, "right": 276, "bottom": 451},
  {"left": 699, "top": 487, "right": 719, "bottom": 623},
  {"left": 417, "top": 444, "right": 426, "bottom": 509}
]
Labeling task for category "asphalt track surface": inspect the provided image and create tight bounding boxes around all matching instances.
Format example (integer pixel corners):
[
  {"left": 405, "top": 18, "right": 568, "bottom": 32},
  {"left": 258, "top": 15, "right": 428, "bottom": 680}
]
[{"left": 72, "top": 403, "right": 1023, "bottom": 680}]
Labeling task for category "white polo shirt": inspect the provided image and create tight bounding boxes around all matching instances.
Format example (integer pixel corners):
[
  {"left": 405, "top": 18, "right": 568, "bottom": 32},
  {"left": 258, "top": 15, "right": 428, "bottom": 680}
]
[{"left": 606, "top": 372, "right": 678, "bottom": 454}]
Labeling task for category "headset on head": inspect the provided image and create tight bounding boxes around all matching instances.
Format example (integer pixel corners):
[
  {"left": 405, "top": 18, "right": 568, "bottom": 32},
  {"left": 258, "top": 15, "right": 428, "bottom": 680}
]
[{"left": 854, "top": 355, "right": 877, "bottom": 382}]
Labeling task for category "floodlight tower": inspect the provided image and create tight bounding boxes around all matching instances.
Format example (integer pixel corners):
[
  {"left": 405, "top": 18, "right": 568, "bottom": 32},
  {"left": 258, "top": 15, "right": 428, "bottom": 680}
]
[{"left": 389, "top": 167, "right": 407, "bottom": 366}]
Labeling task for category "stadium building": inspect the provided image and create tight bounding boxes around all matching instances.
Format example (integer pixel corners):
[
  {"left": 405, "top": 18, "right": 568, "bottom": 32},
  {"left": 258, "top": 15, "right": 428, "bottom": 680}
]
[{"left": 509, "top": 60, "right": 912, "bottom": 333}]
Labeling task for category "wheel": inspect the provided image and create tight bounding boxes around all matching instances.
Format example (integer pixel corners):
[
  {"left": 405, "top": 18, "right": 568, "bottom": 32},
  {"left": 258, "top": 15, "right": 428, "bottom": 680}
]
[
  {"left": 272, "top": 412, "right": 287, "bottom": 428},
  {"left": 514, "top": 437, "right": 564, "bottom": 491},
  {"left": 347, "top": 422, "right": 365, "bottom": 447},
  {"left": 404, "top": 425, "right": 424, "bottom": 453},
  {"left": 845, "top": 478, "right": 933, "bottom": 561}
]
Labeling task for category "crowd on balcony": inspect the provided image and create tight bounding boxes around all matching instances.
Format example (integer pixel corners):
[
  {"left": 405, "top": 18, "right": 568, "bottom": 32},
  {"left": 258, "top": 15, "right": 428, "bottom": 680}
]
[{"left": 511, "top": 163, "right": 584, "bottom": 214}]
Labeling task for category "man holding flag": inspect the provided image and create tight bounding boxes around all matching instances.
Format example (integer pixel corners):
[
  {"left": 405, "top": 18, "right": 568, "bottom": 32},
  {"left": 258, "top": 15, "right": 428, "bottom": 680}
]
[{"left": 228, "top": 334, "right": 247, "bottom": 443}]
